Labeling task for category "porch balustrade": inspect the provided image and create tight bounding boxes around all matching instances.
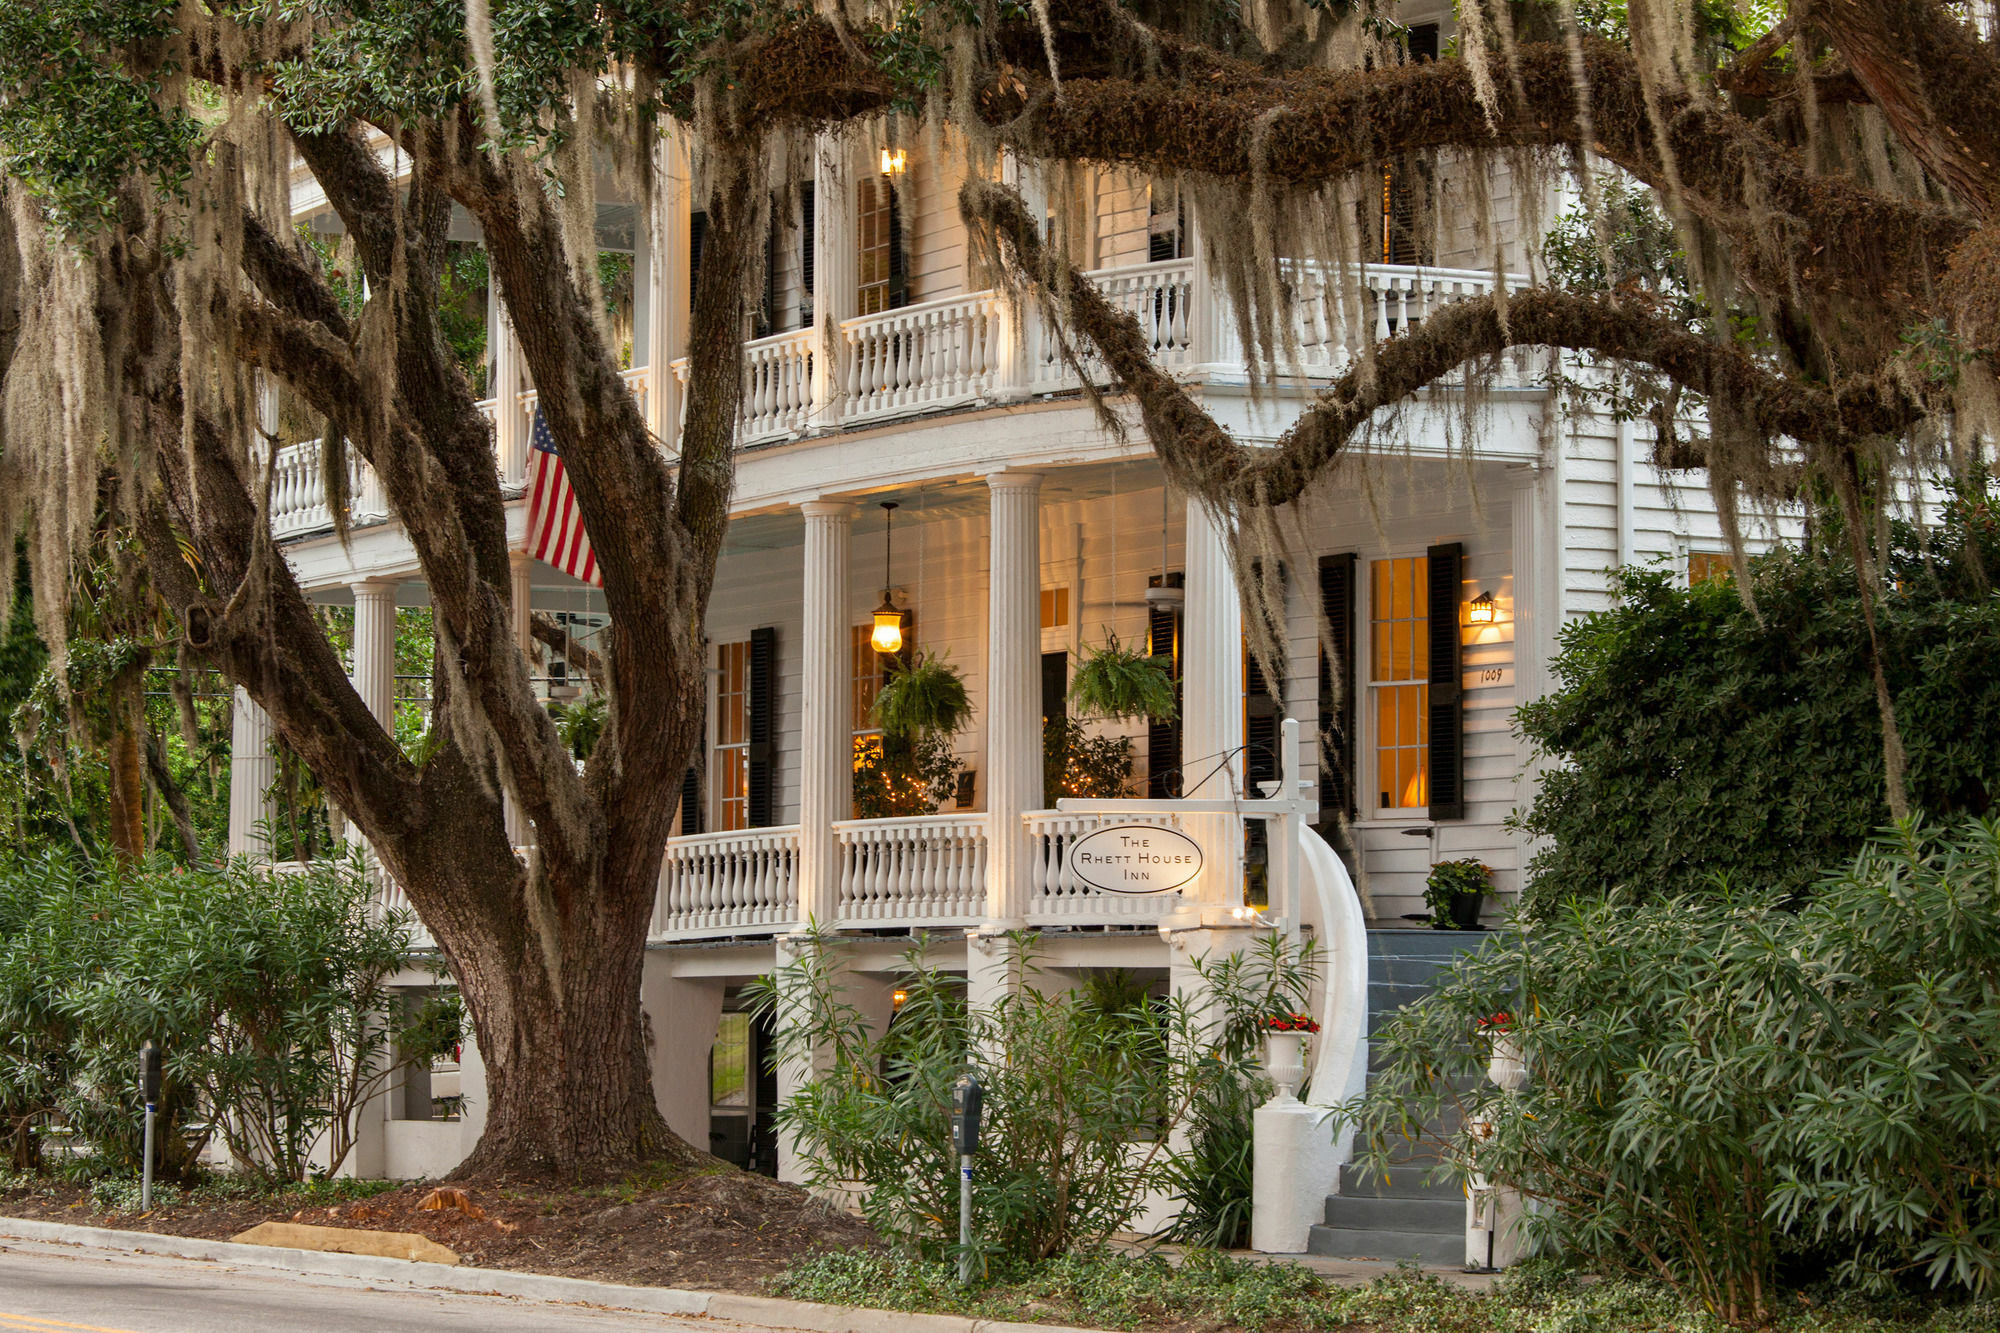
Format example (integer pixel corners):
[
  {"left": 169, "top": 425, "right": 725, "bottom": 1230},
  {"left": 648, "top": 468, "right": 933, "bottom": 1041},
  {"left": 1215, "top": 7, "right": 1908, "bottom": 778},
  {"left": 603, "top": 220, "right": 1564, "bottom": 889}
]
[
  {"left": 833, "top": 813, "right": 988, "bottom": 927},
  {"left": 270, "top": 260, "right": 1516, "bottom": 540},
  {"left": 654, "top": 824, "right": 801, "bottom": 937},
  {"left": 632, "top": 806, "right": 1202, "bottom": 941},
  {"left": 1024, "top": 808, "right": 1190, "bottom": 924}
]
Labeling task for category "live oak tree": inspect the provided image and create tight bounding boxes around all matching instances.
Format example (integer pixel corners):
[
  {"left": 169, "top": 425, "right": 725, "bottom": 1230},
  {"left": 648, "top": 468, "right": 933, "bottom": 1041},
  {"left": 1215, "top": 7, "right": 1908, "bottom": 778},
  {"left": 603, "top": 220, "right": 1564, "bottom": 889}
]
[{"left": 0, "top": 0, "right": 1993, "bottom": 1176}]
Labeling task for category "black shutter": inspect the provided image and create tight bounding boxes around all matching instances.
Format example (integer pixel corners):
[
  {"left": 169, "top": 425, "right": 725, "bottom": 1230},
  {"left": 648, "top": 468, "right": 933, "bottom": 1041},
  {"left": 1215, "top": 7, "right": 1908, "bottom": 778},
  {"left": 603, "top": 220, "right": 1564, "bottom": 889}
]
[
  {"left": 798, "top": 182, "right": 815, "bottom": 328},
  {"left": 887, "top": 183, "right": 909, "bottom": 309},
  {"left": 1146, "top": 572, "right": 1184, "bottom": 798},
  {"left": 1408, "top": 23, "right": 1440, "bottom": 62},
  {"left": 1426, "top": 542, "right": 1465, "bottom": 821},
  {"left": 688, "top": 210, "right": 709, "bottom": 317},
  {"left": 1317, "top": 554, "right": 1357, "bottom": 823},
  {"left": 1243, "top": 563, "right": 1282, "bottom": 792},
  {"left": 747, "top": 626, "right": 777, "bottom": 827}
]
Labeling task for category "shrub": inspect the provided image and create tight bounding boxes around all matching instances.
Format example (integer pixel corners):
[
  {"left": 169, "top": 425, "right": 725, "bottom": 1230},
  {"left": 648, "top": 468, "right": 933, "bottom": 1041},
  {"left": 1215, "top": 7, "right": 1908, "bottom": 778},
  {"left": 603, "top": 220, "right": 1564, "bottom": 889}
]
[
  {"left": 755, "top": 931, "right": 1313, "bottom": 1266},
  {"left": 0, "top": 850, "right": 422, "bottom": 1183},
  {"left": 1042, "top": 715, "right": 1134, "bottom": 805},
  {"left": 1514, "top": 484, "right": 2000, "bottom": 914},
  {"left": 1347, "top": 818, "right": 2000, "bottom": 1322}
]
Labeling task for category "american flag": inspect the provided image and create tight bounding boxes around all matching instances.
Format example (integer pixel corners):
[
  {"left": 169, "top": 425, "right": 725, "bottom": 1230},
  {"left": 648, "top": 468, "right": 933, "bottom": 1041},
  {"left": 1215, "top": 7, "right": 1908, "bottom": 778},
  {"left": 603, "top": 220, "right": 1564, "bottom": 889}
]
[{"left": 524, "top": 407, "right": 601, "bottom": 587}]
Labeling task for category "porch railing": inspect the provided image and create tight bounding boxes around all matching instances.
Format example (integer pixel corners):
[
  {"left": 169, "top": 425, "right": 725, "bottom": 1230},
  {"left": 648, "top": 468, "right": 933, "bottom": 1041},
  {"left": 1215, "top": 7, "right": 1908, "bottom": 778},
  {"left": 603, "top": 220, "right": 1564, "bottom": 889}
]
[
  {"left": 654, "top": 824, "right": 801, "bottom": 938},
  {"left": 834, "top": 813, "right": 988, "bottom": 927},
  {"left": 1024, "top": 808, "right": 1190, "bottom": 924}
]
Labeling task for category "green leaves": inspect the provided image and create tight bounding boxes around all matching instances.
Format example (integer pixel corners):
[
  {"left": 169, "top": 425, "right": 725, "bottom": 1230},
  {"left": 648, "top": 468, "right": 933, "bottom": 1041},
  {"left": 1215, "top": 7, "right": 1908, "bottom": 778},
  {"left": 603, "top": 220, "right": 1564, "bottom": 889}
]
[
  {"left": 1350, "top": 818, "right": 2000, "bottom": 1314},
  {"left": 0, "top": 1, "right": 201, "bottom": 230},
  {"left": 1514, "top": 486, "right": 2000, "bottom": 918},
  {"left": 0, "top": 849, "right": 421, "bottom": 1184},
  {"left": 1068, "top": 633, "right": 1178, "bottom": 723}
]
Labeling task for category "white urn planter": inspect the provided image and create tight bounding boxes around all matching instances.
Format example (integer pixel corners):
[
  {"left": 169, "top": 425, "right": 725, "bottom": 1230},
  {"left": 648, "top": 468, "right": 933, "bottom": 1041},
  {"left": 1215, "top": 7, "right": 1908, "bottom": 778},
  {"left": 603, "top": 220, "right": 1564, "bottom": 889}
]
[
  {"left": 1487, "top": 1035, "right": 1529, "bottom": 1092},
  {"left": 1261, "top": 1030, "right": 1309, "bottom": 1103}
]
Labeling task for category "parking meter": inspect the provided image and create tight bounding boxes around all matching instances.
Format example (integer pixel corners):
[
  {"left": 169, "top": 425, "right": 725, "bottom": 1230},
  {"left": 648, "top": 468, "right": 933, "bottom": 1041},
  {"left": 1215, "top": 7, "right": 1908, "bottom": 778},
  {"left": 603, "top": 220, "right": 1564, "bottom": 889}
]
[
  {"left": 138, "top": 1041, "right": 161, "bottom": 1210},
  {"left": 952, "top": 1069, "right": 983, "bottom": 1283},
  {"left": 951, "top": 1071, "right": 983, "bottom": 1156}
]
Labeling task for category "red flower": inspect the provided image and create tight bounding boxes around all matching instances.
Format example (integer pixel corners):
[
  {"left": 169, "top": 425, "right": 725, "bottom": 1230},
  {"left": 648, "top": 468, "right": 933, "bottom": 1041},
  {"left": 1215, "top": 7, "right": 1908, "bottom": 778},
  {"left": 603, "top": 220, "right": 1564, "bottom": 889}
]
[
  {"left": 1476, "top": 1011, "right": 1513, "bottom": 1031},
  {"left": 1258, "top": 1012, "right": 1321, "bottom": 1034}
]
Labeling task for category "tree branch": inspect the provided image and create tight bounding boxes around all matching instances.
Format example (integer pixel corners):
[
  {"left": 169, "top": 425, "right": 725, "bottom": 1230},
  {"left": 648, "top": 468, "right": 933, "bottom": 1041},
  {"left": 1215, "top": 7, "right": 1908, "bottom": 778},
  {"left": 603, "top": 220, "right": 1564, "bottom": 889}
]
[{"left": 965, "top": 180, "right": 1926, "bottom": 510}]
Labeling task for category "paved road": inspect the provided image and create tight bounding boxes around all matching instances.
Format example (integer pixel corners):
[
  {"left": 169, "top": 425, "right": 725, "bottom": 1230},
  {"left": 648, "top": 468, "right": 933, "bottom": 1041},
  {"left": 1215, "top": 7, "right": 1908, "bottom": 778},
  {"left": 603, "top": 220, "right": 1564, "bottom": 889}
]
[{"left": 0, "top": 1239, "right": 781, "bottom": 1333}]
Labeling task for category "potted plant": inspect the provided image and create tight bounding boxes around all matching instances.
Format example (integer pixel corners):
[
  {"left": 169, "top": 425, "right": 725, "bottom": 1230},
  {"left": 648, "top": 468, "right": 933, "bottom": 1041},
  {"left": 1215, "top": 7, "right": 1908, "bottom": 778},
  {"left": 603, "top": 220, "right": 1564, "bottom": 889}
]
[
  {"left": 1068, "top": 632, "right": 1178, "bottom": 722},
  {"left": 1424, "top": 858, "right": 1491, "bottom": 930},
  {"left": 871, "top": 651, "right": 972, "bottom": 739},
  {"left": 1256, "top": 1012, "right": 1319, "bottom": 1102}
]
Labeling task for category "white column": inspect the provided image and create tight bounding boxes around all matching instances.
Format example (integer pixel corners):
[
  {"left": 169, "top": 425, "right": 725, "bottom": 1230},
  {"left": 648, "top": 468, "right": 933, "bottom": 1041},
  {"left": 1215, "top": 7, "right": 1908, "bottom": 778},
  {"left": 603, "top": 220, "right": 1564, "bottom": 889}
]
[
  {"left": 982, "top": 472, "right": 1042, "bottom": 930},
  {"left": 505, "top": 551, "right": 533, "bottom": 848},
  {"left": 811, "top": 137, "right": 855, "bottom": 415},
  {"left": 1181, "top": 497, "right": 1244, "bottom": 908},
  {"left": 350, "top": 580, "right": 400, "bottom": 730},
  {"left": 490, "top": 299, "right": 525, "bottom": 488},
  {"left": 227, "top": 688, "right": 276, "bottom": 859},
  {"left": 647, "top": 132, "right": 691, "bottom": 448},
  {"left": 798, "top": 501, "right": 853, "bottom": 928}
]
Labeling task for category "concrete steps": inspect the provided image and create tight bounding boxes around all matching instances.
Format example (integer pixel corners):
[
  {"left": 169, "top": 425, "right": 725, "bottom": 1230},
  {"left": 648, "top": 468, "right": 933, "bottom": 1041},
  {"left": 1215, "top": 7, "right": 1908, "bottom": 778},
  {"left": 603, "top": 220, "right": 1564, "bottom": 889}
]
[{"left": 1306, "top": 929, "right": 1489, "bottom": 1265}]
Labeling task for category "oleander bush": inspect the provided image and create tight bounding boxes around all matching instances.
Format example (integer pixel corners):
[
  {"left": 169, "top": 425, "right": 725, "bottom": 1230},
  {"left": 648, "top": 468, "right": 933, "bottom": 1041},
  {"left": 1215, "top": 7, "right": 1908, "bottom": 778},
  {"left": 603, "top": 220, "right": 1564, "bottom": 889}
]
[
  {"left": 1348, "top": 819, "right": 2000, "bottom": 1324},
  {"left": 755, "top": 932, "right": 1314, "bottom": 1266},
  {"left": 0, "top": 850, "right": 422, "bottom": 1183}
]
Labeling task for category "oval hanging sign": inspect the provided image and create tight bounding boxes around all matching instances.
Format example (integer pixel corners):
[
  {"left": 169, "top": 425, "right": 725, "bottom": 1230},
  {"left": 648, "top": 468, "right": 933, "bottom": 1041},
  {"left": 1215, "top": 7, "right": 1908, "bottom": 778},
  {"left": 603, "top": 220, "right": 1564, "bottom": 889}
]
[{"left": 1066, "top": 825, "right": 1204, "bottom": 895}]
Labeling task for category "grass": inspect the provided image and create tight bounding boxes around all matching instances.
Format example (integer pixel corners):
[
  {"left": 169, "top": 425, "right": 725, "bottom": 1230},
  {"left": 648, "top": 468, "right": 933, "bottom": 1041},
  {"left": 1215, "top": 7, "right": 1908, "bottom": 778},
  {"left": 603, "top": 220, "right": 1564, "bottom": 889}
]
[{"left": 769, "top": 1249, "right": 2000, "bottom": 1333}]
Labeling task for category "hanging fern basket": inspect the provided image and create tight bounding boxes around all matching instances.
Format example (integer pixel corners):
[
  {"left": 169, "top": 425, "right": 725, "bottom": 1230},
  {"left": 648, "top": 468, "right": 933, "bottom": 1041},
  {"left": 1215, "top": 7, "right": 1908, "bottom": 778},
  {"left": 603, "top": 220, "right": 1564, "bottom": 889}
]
[
  {"left": 872, "top": 651, "right": 973, "bottom": 740},
  {"left": 1069, "top": 633, "right": 1179, "bottom": 722}
]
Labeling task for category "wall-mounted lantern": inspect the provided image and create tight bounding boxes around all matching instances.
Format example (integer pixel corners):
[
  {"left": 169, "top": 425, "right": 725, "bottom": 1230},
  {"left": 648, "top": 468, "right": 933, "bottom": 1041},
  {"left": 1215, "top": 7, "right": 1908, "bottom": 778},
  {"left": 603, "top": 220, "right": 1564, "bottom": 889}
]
[
  {"left": 879, "top": 147, "right": 907, "bottom": 176},
  {"left": 872, "top": 501, "right": 905, "bottom": 655},
  {"left": 1467, "top": 590, "right": 1496, "bottom": 626}
]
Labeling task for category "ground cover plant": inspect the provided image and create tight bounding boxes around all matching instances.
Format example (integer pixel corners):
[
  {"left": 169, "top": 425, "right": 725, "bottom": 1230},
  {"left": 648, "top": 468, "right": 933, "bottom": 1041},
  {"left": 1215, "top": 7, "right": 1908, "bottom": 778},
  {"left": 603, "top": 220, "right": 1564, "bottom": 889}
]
[
  {"left": 1348, "top": 818, "right": 2000, "bottom": 1325},
  {"left": 771, "top": 1248, "right": 2000, "bottom": 1333}
]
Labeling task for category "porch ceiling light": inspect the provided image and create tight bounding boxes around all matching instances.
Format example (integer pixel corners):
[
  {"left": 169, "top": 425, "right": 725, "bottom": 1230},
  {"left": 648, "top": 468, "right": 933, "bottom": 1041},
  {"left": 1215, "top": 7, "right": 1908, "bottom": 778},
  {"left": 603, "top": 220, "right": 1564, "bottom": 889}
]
[
  {"left": 1468, "top": 590, "right": 1496, "bottom": 625},
  {"left": 872, "top": 501, "right": 904, "bottom": 655}
]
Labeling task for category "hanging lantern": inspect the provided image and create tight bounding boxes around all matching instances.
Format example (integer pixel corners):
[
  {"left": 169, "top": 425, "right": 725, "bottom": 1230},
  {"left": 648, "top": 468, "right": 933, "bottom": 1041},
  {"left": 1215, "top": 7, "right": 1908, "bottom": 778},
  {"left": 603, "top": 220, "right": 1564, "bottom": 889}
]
[
  {"left": 872, "top": 594, "right": 904, "bottom": 654},
  {"left": 873, "top": 501, "right": 904, "bottom": 655}
]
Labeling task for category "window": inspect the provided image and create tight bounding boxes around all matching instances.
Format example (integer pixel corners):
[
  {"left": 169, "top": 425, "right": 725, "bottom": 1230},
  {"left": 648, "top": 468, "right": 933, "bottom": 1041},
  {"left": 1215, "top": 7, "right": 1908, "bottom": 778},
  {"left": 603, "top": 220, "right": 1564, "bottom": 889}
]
[
  {"left": 1687, "top": 551, "right": 1732, "bottom": 586},
  {"left": 856, "top": 174, "right": 908, "bottom": 315},
  {"left": 1040, "top": 586, "right": 1070, "bottom": 630},
  {"left": 852, "top": 623, "right": 887, "bottom": 736},
  {"left": 713, "top": 640, "right": 752, "bottom": 832},
  {"left": 1370, "top": 556, "right": 1430, "bottom": 811},
  {"left": 1148, "top": 182, "right": 1186, "bottom": 262}
]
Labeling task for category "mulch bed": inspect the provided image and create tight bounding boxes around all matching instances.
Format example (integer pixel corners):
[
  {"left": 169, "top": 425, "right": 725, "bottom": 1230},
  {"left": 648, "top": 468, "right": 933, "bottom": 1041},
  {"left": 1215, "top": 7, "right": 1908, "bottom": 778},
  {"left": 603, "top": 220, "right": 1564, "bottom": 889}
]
[{"left": 0, "top": 1166, "right": 880, "bottom": 1293}]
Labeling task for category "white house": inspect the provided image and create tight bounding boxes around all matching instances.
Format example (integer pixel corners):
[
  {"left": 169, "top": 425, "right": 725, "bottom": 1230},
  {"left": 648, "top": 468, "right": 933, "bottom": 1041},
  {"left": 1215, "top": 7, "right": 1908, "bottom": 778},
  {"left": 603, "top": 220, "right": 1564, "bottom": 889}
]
[{"left": 238, "top": 7, "right": 1767, "bottom": 1216}]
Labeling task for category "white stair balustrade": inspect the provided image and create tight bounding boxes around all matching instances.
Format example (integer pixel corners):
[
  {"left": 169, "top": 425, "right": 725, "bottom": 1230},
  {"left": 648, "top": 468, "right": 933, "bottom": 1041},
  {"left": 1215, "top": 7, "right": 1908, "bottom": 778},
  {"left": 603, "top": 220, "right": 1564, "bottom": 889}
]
[
  {"left": 1024, "top": 808, "right": 1191, "bottom": 924},
  {"left": 839, "top": 293, "right": 1003, "bottom": 426},
  {"left": 834, "top": 814, "right": 988, "bottom": 926},
  {"left": 653, "top": 825, "right": 802, "bottom": 939}
]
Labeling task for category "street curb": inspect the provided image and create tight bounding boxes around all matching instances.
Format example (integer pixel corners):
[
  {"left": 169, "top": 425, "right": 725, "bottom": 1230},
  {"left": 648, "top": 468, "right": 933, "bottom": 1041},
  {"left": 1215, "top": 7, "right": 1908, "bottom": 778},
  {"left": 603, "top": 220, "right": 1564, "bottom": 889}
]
[{"left": 0, "top": 1215, "right": 1110, "bottom": 1333}]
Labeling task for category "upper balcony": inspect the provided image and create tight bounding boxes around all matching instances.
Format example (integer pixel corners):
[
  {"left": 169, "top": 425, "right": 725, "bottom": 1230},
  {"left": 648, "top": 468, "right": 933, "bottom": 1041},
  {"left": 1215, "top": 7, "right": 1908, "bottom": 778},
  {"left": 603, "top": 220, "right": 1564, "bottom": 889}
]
[{"left": 277, "top": 133, "right": 1543, "bottom": 544}]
